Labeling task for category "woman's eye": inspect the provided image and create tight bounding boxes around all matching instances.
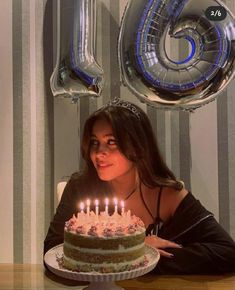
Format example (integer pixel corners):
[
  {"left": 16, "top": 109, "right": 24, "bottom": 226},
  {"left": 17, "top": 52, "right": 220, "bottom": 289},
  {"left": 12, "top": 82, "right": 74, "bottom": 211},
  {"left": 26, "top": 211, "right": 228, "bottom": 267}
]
[
  {"left": 90, "top": 138, "right": 117, "bottom": 148},
  {"left": 107, "top": 139, "right": 117, "bottom": 145},
  {"left": 90, "top": 139, "right": 99, "bottom": 146}
]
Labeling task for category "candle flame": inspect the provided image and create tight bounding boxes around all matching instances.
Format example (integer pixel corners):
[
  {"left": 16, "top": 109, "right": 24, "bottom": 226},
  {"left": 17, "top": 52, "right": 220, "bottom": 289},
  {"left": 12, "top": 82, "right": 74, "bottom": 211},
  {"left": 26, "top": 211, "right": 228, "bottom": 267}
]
[
  {"left": 86, "top": 199, "right": 91, "bottom": 206},
  {"left": 113, "top": 197, "right": 118, "bottom": 205},
  {"left": 80, "top": 202, "right": 85, "bottom": 211},
  {"left": 95, "top": 199, "right": 99, "bottom": 206},
  {"left": 105, "top": 198, "right": 109, "bottom": 205}
]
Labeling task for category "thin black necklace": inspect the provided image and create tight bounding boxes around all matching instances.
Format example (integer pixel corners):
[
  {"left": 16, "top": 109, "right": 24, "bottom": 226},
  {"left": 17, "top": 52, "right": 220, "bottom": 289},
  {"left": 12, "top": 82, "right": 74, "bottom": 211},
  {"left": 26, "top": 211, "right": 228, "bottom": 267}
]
[
  {"left": 139, "top": 183, "right": 154, "bottom": 220},
  {"left": 123, "top": 186, "right": 137, "bottom": 201}
]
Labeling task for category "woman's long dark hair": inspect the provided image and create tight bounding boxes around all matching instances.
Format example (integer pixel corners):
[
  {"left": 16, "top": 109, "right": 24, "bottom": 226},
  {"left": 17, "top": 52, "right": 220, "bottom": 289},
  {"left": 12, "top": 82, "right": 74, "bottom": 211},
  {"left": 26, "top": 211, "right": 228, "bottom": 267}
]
[{"left": 73, "top": 100, "right": 183, "bottom": 199}]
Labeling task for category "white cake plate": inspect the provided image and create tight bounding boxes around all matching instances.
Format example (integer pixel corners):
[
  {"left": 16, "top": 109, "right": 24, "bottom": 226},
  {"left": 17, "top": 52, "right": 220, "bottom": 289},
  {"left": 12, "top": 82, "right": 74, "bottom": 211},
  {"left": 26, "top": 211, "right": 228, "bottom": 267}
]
[{"left": 44, "top": 244, "right": 160, "bottom": 290}]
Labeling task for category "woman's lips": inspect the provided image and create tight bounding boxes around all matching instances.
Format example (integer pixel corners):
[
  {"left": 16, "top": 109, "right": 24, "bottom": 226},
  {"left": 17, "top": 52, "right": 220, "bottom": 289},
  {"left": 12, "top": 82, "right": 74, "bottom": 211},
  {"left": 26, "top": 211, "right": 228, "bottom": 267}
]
[{"left": 96, "top": 163, "right": 112, "bottom": 169}]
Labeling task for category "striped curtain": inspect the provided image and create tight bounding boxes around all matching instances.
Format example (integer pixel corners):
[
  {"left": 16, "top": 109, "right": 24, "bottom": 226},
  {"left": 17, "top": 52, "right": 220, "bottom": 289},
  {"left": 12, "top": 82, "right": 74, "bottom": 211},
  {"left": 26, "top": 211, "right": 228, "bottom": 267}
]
[
  {"left": 0, "top": 0, "right": 234, "bottom": 264},
  {"left": 0, "top": 0, "right": 54, "bottom": 263}
]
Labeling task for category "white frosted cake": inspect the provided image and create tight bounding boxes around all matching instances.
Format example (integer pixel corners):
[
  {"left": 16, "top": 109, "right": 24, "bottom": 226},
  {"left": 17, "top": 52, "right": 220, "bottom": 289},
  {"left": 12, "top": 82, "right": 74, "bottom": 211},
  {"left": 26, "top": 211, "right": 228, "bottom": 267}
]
[{"left": 63, "top": 210, "right": 147, "bottom": 273}]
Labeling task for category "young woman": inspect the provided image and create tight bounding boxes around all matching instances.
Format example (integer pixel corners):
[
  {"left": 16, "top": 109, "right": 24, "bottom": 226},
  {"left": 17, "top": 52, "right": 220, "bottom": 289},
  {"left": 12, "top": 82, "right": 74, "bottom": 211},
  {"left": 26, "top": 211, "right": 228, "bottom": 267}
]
[{"left": 44, "top": 98, "right": 235, "bottom": 274}]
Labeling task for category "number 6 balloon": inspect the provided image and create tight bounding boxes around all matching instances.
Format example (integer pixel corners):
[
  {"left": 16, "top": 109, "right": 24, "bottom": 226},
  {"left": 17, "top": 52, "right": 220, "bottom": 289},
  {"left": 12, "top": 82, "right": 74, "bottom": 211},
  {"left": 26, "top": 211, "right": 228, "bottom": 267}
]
[
  {"left": 118, "top": 0, "right": 235, "bottom": 110},
  {"left": 50, "top": 0, "right": 103, "bottom": 101}
]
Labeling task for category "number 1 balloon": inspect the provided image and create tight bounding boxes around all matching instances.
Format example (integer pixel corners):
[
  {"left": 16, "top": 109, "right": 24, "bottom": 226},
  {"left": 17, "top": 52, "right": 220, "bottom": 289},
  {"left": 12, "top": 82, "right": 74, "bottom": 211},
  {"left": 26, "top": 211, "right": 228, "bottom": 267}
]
[
  {"left": 50, "top": 0, "right": 103, "bottom": 101},
  {"left": 118, "top": 0, "right": 235, "bottom": 111}
]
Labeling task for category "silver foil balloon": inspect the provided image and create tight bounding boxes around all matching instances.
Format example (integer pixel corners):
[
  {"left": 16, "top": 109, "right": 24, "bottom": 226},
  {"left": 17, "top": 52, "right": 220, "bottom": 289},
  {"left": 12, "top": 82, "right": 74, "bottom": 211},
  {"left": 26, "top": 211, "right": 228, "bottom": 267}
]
[
  {"left": 118, "top": 0, "right": 235, "bottom": 110},
  {"left": 50, "top": 0, "right": 103, "bottom": 101}
]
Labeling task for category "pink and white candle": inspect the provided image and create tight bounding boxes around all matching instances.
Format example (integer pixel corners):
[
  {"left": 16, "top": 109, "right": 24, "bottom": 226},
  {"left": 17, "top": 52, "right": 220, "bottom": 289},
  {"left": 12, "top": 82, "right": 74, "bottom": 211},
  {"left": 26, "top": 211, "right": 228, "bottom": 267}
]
[
  {"left": 120, "top": 200, "right": 125, "bottom": 215},
  {"left": 86, "top": 199, "right": 90, "bottom": 216},
  {"left": 95, "top": 199, "right": 99, "bottom": 216},
  {"left": 105, "top": 198, "right": 109, "bottom": 215},
  {"left": 113, "top": 197, "right": 118, "bottom": 214}
]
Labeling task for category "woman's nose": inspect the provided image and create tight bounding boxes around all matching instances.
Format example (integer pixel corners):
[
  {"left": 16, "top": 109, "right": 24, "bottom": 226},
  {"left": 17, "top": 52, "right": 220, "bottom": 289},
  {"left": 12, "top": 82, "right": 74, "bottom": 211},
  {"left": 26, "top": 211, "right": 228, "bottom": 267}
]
[{"left": 96, "top": 143, "right": 109, "bottom": 155}]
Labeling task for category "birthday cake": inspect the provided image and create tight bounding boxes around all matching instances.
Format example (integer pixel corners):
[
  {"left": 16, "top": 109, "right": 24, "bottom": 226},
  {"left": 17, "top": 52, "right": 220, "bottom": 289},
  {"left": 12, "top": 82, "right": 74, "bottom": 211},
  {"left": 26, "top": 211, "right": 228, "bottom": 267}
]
[{"left": 63, "top": 209, "right": 146, "bottom": 273}]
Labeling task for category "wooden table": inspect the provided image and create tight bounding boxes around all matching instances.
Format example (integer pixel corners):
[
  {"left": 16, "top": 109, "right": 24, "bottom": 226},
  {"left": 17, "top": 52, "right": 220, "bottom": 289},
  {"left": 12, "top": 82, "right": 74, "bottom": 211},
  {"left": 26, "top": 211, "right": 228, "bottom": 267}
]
[{"left": 0, "top": 264, "right": 235, "bottom": 290}]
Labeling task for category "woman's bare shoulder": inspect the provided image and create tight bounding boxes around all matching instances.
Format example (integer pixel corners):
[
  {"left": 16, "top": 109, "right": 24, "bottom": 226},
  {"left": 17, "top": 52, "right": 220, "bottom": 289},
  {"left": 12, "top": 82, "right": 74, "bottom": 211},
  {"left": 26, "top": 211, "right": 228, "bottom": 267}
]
[{"left": 162, "top": 186, "right": 189, "bottom": 219}]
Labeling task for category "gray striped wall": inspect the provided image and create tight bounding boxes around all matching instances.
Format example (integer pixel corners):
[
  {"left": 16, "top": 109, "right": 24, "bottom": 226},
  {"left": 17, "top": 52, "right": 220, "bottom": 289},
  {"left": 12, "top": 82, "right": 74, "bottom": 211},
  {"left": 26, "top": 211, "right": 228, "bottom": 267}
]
[{"left": 0, "top": 0, "right": 234, "bottom": 263}]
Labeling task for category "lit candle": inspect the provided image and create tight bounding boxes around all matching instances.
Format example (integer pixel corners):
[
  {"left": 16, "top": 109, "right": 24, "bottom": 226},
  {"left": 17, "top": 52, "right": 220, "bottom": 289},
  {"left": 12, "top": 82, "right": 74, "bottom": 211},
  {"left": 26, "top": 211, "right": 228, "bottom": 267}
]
[
  {"left": 113, "top": 197, "right": 118, "bottom": 214},
  {"left": 120, "top": 200, "right": 125, "bottom": 215},
  {"left": 86, "top": 199, "right": 90, "bottom": 216},
  {"left": 80, "top": 202, "right": 85, "bottom": 213},
  {"left": 105, "top": 198, "right": 109, "bottom": 215},
  {"left": 95, "top": 199, "right": 99, "bottom": 216}
]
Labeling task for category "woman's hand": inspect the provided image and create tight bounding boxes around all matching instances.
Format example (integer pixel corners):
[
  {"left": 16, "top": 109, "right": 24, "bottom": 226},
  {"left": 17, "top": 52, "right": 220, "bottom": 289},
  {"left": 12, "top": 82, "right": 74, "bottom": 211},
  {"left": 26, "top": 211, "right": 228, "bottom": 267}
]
[{"left": 145, "top": 235, "right": 182, "bottom": 258}]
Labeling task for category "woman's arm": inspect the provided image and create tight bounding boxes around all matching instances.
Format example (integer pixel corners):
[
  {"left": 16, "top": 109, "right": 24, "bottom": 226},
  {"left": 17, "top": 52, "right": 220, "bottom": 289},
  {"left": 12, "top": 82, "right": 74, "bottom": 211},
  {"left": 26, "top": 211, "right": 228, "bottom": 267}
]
[
  {"left": 152, "top": 189, "right": 235, "bottom": 274},
  {"left": 154, "top": 216, "right": 235, "bottom": 274}
]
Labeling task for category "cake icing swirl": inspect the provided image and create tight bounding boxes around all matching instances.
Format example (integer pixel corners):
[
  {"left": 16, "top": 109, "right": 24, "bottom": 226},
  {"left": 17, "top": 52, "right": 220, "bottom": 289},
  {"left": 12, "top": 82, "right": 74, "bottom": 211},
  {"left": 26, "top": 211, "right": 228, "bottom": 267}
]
[{"left": 64, "top": 210, "right": 145, "bottom": 238}]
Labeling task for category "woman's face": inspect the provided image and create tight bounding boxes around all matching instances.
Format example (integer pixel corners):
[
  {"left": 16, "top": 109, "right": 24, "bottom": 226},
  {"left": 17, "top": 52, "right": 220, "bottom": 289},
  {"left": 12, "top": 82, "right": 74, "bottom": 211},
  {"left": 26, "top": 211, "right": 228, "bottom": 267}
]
[{"left": 90, "top": 118, "right": 135, "bottom": 182}]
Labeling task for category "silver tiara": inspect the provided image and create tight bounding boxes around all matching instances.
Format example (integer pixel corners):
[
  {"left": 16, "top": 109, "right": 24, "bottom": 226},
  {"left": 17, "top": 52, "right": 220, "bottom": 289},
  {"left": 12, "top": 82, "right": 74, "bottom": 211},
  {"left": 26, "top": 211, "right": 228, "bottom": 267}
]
[{"left": 102, "top": 98, "right": 141, "bottom": 119}]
